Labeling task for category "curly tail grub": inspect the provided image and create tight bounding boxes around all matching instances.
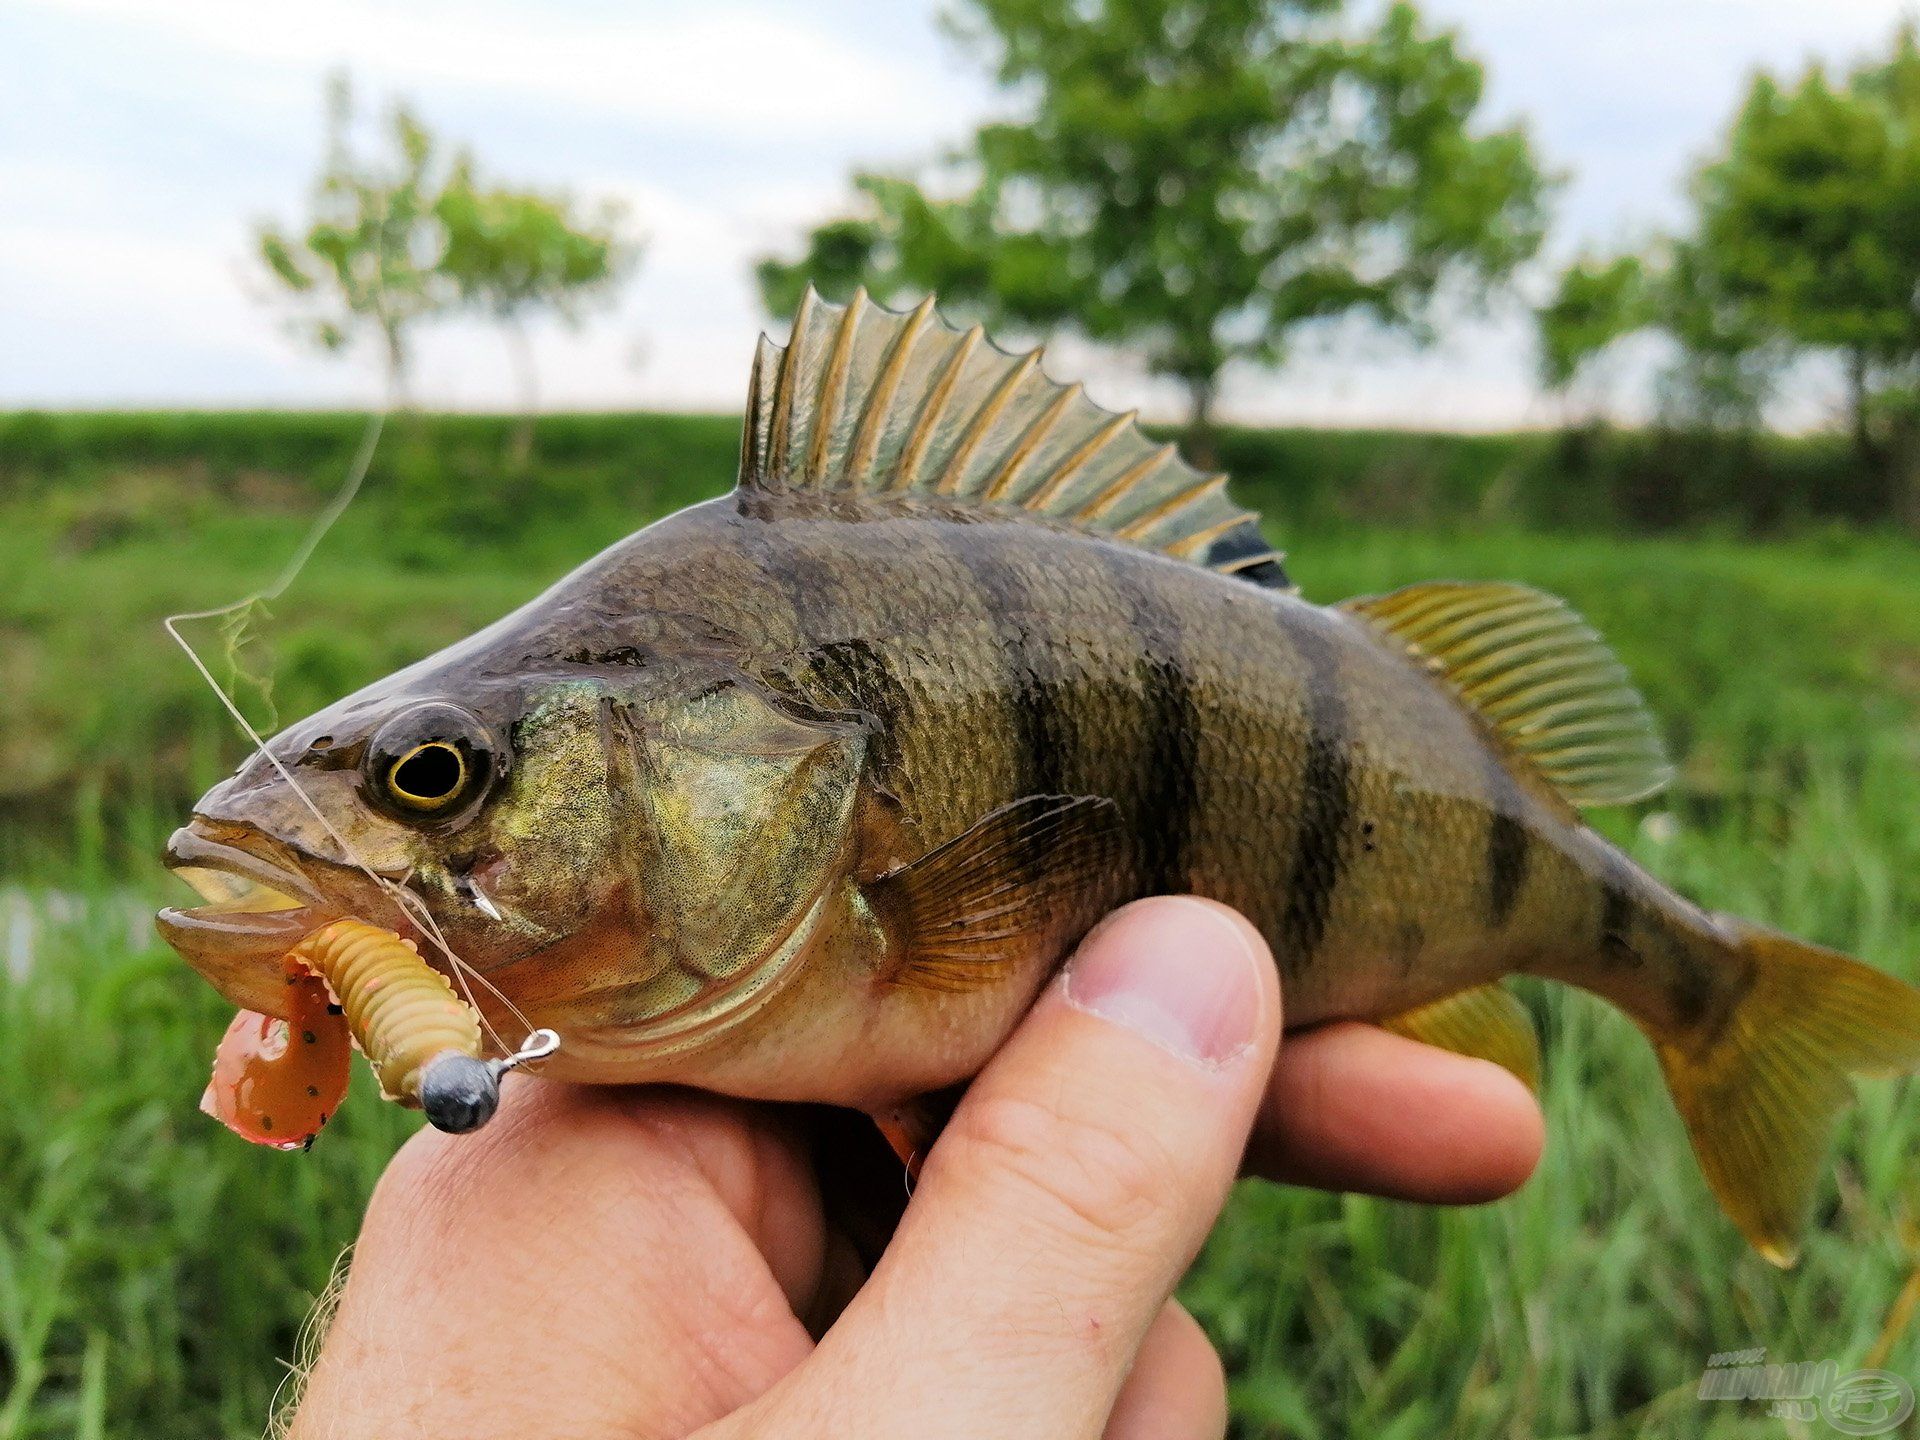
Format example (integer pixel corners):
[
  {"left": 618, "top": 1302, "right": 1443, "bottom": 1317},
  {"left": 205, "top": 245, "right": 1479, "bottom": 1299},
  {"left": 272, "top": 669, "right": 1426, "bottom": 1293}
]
[{"left": 289, "top": 919, "right": 483, "bottom": 1107}]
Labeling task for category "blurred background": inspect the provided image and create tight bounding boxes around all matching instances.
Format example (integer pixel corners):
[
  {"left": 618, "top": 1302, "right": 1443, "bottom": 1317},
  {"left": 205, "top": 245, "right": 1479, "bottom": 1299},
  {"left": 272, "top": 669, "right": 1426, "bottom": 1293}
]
[{"left": 5, "top": 1, "right": 1920, "bottom": 1436}]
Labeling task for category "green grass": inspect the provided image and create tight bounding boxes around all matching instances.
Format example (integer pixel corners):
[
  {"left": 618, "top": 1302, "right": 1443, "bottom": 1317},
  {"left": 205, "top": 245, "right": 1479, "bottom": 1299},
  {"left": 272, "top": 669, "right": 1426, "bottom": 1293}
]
[{"left": 3, "top": 417, "right": 1919, "bottom": 1436}]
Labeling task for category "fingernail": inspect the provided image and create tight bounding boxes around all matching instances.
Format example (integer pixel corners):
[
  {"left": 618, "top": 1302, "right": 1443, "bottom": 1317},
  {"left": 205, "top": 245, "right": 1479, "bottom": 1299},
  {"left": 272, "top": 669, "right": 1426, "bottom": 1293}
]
[{"left": 1064, "top": 898, "right": 1261, "bottom": 1067}]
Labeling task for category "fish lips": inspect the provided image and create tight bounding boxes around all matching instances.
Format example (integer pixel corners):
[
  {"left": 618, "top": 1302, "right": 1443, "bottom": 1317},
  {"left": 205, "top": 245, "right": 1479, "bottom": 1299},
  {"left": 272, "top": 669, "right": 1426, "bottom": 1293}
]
[{"left": 156, "top": 823, "right": 340, "bottom": 1019}]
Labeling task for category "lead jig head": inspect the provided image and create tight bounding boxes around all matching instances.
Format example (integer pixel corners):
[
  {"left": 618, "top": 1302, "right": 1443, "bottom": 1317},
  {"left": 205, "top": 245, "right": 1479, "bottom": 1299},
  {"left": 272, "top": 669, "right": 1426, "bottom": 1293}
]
[{"left": 419, "top": 1028, "right": 562, "bottom": 1134}]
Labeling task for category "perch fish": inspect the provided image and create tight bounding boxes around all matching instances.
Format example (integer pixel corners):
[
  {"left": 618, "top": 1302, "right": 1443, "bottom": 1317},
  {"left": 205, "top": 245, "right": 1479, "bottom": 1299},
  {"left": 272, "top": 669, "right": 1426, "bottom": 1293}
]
[{"left": 159, "top": 291, "right": 1920, "bottom": 1263}]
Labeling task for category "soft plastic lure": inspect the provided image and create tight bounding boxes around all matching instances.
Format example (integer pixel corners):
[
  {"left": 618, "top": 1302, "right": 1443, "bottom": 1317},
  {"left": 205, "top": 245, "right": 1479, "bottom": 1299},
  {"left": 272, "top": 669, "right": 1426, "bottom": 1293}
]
[
  {"left": 202, "top": 919, "right": 501, "bottom": 1147},
  {"left": 202, "top": 973, "right": 351, "bottom": 1149}
]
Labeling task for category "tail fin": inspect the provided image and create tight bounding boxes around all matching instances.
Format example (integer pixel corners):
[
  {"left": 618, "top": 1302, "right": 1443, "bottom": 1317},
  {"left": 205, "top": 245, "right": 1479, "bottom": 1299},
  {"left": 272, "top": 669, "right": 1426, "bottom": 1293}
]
[{"left": 1652, "top": 919, "right": 1920, "bottom": 1265}]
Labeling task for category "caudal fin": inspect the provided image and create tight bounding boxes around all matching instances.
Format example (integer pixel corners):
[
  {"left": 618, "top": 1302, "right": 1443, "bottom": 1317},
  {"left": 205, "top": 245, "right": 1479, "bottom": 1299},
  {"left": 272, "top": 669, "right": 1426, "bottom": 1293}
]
[{"left": 1652, "top": 919, "right": 1920, "bottom": 1265}]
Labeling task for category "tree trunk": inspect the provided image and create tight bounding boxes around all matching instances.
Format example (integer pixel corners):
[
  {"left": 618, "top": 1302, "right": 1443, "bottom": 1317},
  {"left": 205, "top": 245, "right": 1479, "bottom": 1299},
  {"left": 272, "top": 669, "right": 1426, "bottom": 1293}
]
[
  {"left": 1901, "top": 457, "right": 1920, "bottom": 536},
  {"left": 382, "top": 328, "right": 412, "bottom": 413},
  {"left": 1890, "top": 406, "right": 1920, "bottom": 537},
  {"left": 1846, "top": 346, "right": 1878, "bottom": 469},
  {"left": 1842, "top": 347, "right": 1920, "bottom": 530},
  {"left": 505, "top": 316, "right": 539, "bottom": 469},
  {"left": 1184, "top": 377, "right": 1220, "bottom": 471}
]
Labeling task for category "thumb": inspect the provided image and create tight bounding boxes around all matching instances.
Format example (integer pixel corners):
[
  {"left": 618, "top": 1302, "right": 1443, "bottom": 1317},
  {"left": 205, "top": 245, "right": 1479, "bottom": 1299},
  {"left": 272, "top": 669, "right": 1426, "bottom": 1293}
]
[{"left": 718, "top": 897, "right": 1281, "bottom": 1440}]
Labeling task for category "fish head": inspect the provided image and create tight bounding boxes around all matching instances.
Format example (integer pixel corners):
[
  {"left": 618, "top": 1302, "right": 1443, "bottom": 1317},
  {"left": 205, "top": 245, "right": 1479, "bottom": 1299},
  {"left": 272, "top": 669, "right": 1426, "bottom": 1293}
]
[
  {"left": 159, "top": 657, "right": 868, "bottom": 1059},
  {"left": 157, "top": 666, "right": 574, "bottom": 1020}
]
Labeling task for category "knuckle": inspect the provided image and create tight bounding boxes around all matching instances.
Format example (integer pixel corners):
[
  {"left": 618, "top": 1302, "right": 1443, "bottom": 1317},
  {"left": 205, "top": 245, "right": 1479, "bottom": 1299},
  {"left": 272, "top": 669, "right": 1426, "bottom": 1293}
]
[
  {"left": 951, "top": 1090, "right": 1181, "bottom": 1248},
  {"left": 367, "top": 1125, "right": 485, "bottom": 1236},
  {"left": 365, "top": 1083, "right": 602, "bottom": 1234}
]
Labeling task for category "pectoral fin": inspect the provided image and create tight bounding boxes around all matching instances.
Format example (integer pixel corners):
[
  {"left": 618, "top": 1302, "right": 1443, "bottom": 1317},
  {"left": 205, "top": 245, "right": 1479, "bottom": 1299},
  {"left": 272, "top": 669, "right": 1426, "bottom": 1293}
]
[
  {"left": 1379, "top": 983, "right": 1541, "bottom": 1092},
  {"left": 867, "top": 794, "right": 1123, "bottom": 993}
]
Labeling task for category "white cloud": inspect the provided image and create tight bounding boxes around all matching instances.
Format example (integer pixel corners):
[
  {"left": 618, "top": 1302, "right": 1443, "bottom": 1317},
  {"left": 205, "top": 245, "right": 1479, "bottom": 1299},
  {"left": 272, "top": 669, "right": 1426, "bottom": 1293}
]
[
  {"left": 14, "top": 0, "right": 970, "bottom": 144},
  {"left": 6, "top": 0, "right": 1919, "bottom": 423}
]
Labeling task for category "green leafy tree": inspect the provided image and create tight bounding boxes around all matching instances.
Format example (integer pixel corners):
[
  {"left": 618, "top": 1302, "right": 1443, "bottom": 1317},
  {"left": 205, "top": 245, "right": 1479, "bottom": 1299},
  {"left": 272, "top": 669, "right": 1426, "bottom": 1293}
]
[
  {"left": 759, "top": 0, "right": 1551, "bottom": 462},
  {"left": 1681, "top": 26, "right": 1920, "bottom": 523},
  {"left": 1535, "top": 254, "right": 1649, "bottom": 397},
  {"left": 436, "top": 164, "right": 641, "bottom": 463},
  {"left": 255, "top": 74, "right": 454, "bottom": 404},
  {"left": 1649, "top": 239, "right": 1785, "bottom": 432},
  {"left": 1535, "top": 243, "right": 1779, "bottom": 432}
]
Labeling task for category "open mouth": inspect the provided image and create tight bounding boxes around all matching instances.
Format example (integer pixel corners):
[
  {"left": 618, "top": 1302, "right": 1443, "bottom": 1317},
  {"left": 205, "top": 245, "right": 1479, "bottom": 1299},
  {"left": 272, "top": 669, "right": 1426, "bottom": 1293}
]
[{"left": 156, "top": 825, "right": 336, "bottom": 1016}]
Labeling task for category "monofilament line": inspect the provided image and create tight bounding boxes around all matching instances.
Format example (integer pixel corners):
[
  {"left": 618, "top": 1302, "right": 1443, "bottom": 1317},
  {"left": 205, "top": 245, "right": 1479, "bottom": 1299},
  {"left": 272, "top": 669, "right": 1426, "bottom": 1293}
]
[{"left": 163, "top": 408, "right": 539, "bottom": 1055}]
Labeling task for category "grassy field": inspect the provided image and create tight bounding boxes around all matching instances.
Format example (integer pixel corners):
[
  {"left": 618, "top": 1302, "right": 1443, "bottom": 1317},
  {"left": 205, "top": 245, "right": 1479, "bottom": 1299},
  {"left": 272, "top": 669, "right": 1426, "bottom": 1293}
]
[{"left": 2, "top": 415, "right": 1919, "bottom": 1437}]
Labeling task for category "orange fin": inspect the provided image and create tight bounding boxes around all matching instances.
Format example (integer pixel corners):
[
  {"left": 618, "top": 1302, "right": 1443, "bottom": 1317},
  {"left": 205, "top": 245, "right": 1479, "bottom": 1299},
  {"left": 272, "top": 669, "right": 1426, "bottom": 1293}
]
[
  {"left": 1378, "top": 983, "right": 1541, "bottom": 1092},
  {"left": 868, "top": 794, "right": 1121, "bottom": 993},
  {"left": 872, "top": 1111, "right": 925, "bottom": 1177},
  {"left": 1652, "top": 918, "right": 1920, "bottom": 1266}
]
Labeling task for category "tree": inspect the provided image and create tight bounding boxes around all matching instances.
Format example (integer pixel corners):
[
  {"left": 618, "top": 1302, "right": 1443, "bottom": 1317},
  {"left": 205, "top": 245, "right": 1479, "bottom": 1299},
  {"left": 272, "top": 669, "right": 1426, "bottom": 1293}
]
[
  {"left": 257, "top": 75, "right": 641, "bottom": 443},
  {"left": 1536, "top": 255, "right": 1648, "bottom": 397},
  {"left": 435, "top": 164, "right": 640, "bottom": 464},
  {"left": 256, "top": 74, "right": 454, "bottom": 405},
  {"left": 1649, "top": 239, "right": 1788, "bottom": 433},
  {"left": 1680, "top": 26, "right": 1920, "bottom": 523},
  {"left": 758, "top": 0, "right": 1551, "bottom": 462},
  {"left": 1535, "top": 242, "right": 1780, "bottom": 429}
]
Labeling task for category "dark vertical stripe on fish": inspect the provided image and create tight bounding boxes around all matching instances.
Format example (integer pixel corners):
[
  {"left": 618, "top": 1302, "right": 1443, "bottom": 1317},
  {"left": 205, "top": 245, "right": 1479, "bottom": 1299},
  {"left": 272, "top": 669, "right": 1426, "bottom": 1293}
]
[
  {"left": 741, "top": 524, "right": 917, "bottom": 791},
  {"left": 1103, "top": 554, "right": 1198, "bottom": 894},
  {"left": 1482, "top": 750, "right": 1532, "bottom": 931},
  {"left": 1598, "top": 848, "right": 1637, "bottom": 947},
  {"left": 944, "top": 536, "right": 1076, "bottom": 890},
  {"left": 947, "top": 538, "right": 1070, "bottom": 802},
  {"left": 1278, "top": 615, "right": 1354, "bottom": 962},
  {"left": 801, "top": 639, "right": 910, "bottom": 782}
]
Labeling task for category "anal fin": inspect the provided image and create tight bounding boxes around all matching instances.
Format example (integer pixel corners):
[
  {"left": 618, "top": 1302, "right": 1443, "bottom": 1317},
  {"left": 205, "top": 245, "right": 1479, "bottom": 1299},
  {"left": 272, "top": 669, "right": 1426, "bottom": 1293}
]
[
  {"left": 1379, "top": 983, "right": 1541, "bottom": 1092},
  {"left": 867, "top": 794, "right": 1122, "bottom": 993}
]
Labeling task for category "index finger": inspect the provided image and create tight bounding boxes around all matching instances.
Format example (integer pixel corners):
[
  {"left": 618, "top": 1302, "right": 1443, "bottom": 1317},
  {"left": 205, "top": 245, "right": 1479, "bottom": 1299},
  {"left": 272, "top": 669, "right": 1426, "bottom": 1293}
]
[{"left": 1246, "top": 1021, "right": 1544, "bottom": 1204}]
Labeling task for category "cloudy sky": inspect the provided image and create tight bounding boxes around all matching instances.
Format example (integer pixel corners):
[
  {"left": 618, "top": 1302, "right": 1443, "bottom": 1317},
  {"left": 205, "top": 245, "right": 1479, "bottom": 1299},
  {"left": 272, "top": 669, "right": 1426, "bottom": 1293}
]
[{"left": 4, "top": 0, "right": 1914, "bottom": 426}]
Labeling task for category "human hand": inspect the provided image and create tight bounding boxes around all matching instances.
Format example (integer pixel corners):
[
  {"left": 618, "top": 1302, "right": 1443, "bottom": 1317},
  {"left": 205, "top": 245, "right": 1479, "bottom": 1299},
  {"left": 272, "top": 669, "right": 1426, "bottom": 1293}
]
[{"left": 288, "top": 898, "right": 1542, "bottom": 1439}]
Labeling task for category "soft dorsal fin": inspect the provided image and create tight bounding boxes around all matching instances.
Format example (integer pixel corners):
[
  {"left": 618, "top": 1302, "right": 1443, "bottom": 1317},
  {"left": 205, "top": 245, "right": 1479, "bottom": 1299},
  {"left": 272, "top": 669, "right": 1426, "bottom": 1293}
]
[
  {"left": 738, "top": 287, "right": 1292, "bottom": 590},
  {"left": 1341, "top": 581, "right": 1673, "bottom": 807}
]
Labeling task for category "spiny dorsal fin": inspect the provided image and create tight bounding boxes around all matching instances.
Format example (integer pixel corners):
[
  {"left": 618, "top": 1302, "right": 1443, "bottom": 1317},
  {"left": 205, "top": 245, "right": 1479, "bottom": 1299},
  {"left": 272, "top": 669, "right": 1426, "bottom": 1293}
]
[
  {"left": 738, "top": 287, "right": 1292, "bottom": 590},
  {"left": 1341, "top": 581, "right": 1673, "bottom": 808}
]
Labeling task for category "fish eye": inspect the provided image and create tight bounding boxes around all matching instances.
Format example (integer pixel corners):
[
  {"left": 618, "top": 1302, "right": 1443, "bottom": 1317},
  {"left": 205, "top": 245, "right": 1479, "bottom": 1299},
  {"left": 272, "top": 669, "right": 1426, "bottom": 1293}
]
[
  {"left": 366, "top": 705, "right": 497, "bottom": 820},
  {"left": 388, "top": 743, "right": 466, "bottom": 811}
]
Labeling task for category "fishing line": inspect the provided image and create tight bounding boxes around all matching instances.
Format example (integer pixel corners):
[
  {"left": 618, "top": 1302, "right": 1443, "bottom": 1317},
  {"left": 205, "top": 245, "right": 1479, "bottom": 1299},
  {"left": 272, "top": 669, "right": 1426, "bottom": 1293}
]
[
  {"left": 164, "top": 492, "right": 540, "bottom": 1052},
  {"left": 163, "top": 192, "right": 543, "bottom": 1056}
]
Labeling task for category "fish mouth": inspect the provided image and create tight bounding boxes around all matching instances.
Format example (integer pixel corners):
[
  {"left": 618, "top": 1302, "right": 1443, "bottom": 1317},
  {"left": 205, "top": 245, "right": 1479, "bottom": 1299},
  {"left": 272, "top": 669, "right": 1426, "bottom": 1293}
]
[{"left": 157, "top": 823, "right": 339, "bottom": 1017}]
